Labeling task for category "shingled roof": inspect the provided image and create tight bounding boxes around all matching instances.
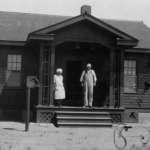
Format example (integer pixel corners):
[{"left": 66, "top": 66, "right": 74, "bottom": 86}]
[{"left": 0, "top": 11, "right": 149, "bottom": 49}]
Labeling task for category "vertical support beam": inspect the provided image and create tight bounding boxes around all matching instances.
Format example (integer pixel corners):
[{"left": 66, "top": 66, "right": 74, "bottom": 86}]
[
  {"left": 116, "top": 50, "right": 120, "bottom": 107},
  {"left": 119, "top": 49, "right": 124, "bottom": 107},
  {"left": 25, "top": 87, "right": 31, "bottom": 131},
  {"left": 109, "top": 49, "right": 114, "bottom": 107},
  {"left": 49, "top": 42, "right": 55, "bottom": 106},
  {"left": 38, "top": 43, "right": 44, "bottom": 105},
  {"left": 113, "top": 50, "right": 117, "bottom": 107},
  {"left": 47, "top": 45, "right": 51, "bottom": 104}
]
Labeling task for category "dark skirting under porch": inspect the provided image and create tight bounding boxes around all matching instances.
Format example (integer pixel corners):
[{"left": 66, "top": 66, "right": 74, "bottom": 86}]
[{"left": 36, "top": 105, "right": 125, "bottom": 126}]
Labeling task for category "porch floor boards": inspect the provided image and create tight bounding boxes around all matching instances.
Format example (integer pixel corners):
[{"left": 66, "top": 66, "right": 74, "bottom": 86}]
[{"left": 36, "top": 105, "right": 125, "bottom": 111}]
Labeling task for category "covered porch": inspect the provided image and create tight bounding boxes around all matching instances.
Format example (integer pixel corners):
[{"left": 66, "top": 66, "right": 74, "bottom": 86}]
[
  {"left": 56, "top": 41, "right": 110, "bottom": 107},
  {"left": 27, "top": 8, "right": 138, "bottom": 123}
]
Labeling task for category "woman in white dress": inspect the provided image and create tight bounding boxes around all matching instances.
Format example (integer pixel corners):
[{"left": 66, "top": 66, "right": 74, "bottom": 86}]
[{"left": 53, "top": 68, "right": 65, "bottom": 106}]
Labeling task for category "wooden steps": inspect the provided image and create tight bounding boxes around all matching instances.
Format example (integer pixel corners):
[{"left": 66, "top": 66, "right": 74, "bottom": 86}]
[
  {"left": 54, "top": 110, "right": 112, "bottom": 127},
  {"left": 36, "top": 105, "right": 125, "bottom": 123}
]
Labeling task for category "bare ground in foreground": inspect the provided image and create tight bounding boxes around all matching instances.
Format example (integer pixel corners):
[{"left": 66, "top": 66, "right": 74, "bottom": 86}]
[{"left": 0, "top": 122, "right": 150, "bottom": 150}]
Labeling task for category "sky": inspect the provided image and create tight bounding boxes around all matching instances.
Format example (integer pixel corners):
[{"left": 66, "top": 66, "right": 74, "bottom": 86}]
[{"left": 0, "top": 0, "right": 150, "bottom": 27}]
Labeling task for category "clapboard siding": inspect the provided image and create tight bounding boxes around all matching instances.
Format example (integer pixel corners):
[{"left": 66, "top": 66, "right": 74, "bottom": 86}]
[
  {"left": 0, "top": 46, "right": 38, "bottom": 121},
  {"left": 122, "top": 52, "right": 150, "bottom": 109}
]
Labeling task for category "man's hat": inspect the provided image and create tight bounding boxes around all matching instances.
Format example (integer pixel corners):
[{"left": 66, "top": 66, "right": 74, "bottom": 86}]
[{"left": 86, "top": 63, "right": 91, "bottom": 68}]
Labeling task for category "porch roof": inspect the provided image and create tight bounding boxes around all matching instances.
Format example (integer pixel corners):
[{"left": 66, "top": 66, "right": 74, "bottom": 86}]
[
  {"left": 0, "top": 11, "right": 149, "bottom": 49},
  {"left": 29, "top": 14, "right": 137, "bottom": 41}
]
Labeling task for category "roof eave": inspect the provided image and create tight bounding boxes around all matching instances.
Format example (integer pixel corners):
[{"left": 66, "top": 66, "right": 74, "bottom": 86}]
[
  {"left": 30, "top": 14, "right": 138, "bottom": 42},
  {"left": 117, "top": 38, "right": 138, "bottom": 48},
  {"left": 0, "top": 40, "right": 26, "bottom": 46},
  {"left": 27, "top": 33, "right": 55, "bottom": 41}
]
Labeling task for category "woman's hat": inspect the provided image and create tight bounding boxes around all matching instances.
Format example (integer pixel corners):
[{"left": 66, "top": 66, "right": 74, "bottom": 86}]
[{"left": 56, "top": 68, "right": 63, "bottom": 73}]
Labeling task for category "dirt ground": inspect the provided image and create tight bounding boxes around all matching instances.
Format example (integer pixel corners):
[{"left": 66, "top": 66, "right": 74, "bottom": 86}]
[{"left": 0, "top": 122, "right": 150, "bottom": 150}]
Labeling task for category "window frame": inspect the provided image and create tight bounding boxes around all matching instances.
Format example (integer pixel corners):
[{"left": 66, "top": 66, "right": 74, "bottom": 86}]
[
  {"left": 6, "top": 54, "right": 23, "bottom": 88},
  {"left": 123, "top": 59, "right": 137, "bottom": 94}
]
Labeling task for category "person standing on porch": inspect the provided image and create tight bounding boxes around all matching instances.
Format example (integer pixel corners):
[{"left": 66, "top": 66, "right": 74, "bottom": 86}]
[
  {"left": 80, "top": 63, "right": 97, "bottom": 107},
  {"left": 53, "top": 68, "right": 65, "bottom": 106}
]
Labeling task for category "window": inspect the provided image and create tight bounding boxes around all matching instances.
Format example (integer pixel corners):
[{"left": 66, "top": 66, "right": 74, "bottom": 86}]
[
  {"left": 124, "top": 60, "right": 136, "bottom": 93},
  {"left": 7, "top": 54, "right": 22, "bottom": 71},
  {"left": 6, "top": 54, "right": 22, "bottom": 87}
]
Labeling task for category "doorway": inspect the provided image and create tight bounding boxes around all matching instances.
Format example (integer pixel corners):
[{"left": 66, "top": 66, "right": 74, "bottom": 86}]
[
  {"left": 65, "top": 59, "right": 109, "bottom": 107},
  {"left": 90, "top": 58, "right": 109, "bottom": 107},
  {"left": 65, "top": 60, "right": 83, "bottom": 106}
]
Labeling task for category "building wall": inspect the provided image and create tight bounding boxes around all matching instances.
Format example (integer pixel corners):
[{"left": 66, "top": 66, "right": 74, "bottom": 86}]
[
  {"left": 121, "top": 52, "right": 150, "bottom": 108},
  {"left": 121, "top": 51, "right": 150, "bottom": 122},
  {"left": 0, "top": 45, "right": 38, "bottom": 121}
]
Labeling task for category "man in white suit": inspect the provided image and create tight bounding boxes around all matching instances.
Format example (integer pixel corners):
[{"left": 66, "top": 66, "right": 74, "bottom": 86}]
[{"left": 80, "top": 63, "right": 97, "bottom": 107}]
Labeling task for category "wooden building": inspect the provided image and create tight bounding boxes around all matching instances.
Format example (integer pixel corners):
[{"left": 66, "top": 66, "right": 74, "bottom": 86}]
[{"left": 0, "top": 5, "right": 150, "bottom": 124}]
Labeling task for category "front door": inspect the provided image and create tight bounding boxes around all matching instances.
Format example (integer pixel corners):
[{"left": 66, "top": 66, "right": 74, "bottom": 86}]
[
  {"left": 91, "top": 60, "right": 109, "bottom": 107},
  {"left": 65, "top": 60, "right": 110, "bottom": 107},
  {"left": 65, "top": 60, "right": 83, "bottom": 106},
  {"left": 86, "top": 49, "right": 110, "bottom": 107}
]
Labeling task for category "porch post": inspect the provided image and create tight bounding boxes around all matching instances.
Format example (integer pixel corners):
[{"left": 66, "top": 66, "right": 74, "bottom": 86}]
[
  {"left": 109, "top": 49, "right": 115, "bottom": 107},
  {"left": 49, "top": 42, "right": 55, "bottom": 106},
  {"left": 119, "top": 49, "right": 124, "bottom": 106},
  {"left": 115, "top": 50, "right": 120, "bottom": 107},
  {"left": 38, "top": 42, "right": 44, "bottom": 105}
]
